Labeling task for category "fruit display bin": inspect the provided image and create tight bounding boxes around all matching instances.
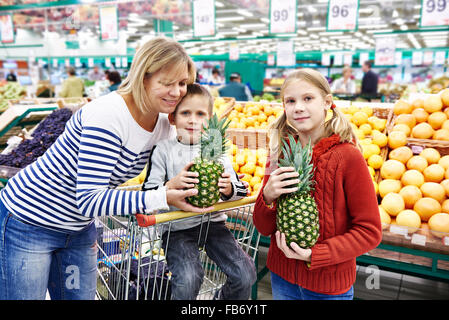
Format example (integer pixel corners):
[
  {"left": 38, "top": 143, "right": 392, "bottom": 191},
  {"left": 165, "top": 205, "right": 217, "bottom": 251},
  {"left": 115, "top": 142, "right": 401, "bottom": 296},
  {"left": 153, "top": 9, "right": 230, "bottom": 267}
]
[
  {"left": 227, "top": 128, "right": 269, "bottom": 150},
  {"left": 215, "top": 97, "right": 235, "bottom": 120},
  {"left": 57, "top": 97, "right": 88, "bottom": 113},
  {"left": 0, "top": 103, "right": 58, "bottom": 151}
]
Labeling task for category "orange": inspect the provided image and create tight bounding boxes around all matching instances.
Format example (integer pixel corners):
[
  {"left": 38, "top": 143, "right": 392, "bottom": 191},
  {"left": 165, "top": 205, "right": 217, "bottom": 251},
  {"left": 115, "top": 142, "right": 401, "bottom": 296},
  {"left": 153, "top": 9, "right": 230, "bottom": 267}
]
[
  {"left": 420, "top": 182, "right": 446, "bottom": 203},
  {"left": 411, "top": 122, "right": 434, "bottom": 139},
  {"left": 388, "top": 131, "right": 407, "bottom": 149},
  {"left": 441, "top": 179, "right": 449, "bottom": 197},
  {"left": 420, "top": 148, "right": 441, "bottom": 165},
  {"left": 441, "top": 88, "right": 449, "bottom": 107},
  {"left": 391, "top": 124, "right": 411, "bottom": 136},
  {"left": 411, "top": 108, "right": 429, "bottom": 123},
  {"left": 423, "top": 95, "right": 443, "bottom": 113},
  {"left": 381, "top": 192, "right": 405, "bottom": 216},
  {"left": 428, "top": 213, "right": 449, "bottom": 238},
  {"left": 254, "top": 166, "right": 265, "bottom": 178},
  {"left": 396, "top": 209, "right": 421, "bottom": 233},
  {"left": 401, "top": 169, "right": 425, "bottom": 188},
  {"left": 359, "top": 123, "right": 372, "bottom": 135},
  {"left": 413, "top": 197, "right": 441, "bottom": 222},
  {"left": 406, "top": 155, "right": 428, "bottom": 172},
  {"left": 352, "top": 111, "right": 369, "bottom": 126},
  {"left": 412, "top": 98, "right": 424, "bottom": 110},
  {"left": 393, "top": 99, "right": 413, "bottom": 115},
  {"left": 368, "top": 154, "right": 384, "bottom": 170},
  {"left": 433, "top": 129, "right": 449, "bottom": 141},
  {"left": 439, "top": 155, "right": 449, "bottom": 170},
  {"left": 441, "top": 119, "right": 449, "bottom": 131},
  {"left": 423, "top": 164, "right": 445, "bottom": 183},
  {"left": 380, "top": 159, "right": 406, "bottom": 180},
  {"left": 427, "top": 111, "right": 447, "bottom": 130},
  {"left": 388, "top": 146, "right": 413, "bottom": 164},
  {"left": 399, "top": 185, "right": 422, "bottom": 209},
  {"left": 378, "top": 205, "right": 391, "bottom": 229},
  {"left": 394, "top": 113, "right": 416, "bottom": 129},
  {"left": 371, "top": 132, "right": 388, "bottom": 147},
  {"left": 378, "top": 179, "right": 402, "bottom": 198}
]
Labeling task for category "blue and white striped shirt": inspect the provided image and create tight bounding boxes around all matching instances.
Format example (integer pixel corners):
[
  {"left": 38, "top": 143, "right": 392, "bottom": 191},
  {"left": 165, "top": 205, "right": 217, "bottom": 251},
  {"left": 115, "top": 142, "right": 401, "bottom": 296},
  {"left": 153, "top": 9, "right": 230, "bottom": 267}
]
[{"left": 0, "top": 92, "right": 174, "bottom": 233}]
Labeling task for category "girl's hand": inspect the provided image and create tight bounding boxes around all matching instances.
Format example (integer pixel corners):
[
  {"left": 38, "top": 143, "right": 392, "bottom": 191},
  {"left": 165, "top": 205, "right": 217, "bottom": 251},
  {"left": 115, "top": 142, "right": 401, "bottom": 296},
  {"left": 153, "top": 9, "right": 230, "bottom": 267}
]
[
  {"left": 275, "top": 231, "right": 311, "bottom": 262},
  {"left": 262, "top": 167, "right": 299, "bottom": 204},
  {"left": 165, "top": 162, "right": 199, "bottom": 190},
  {"left": 218, "top": 172, "right": 233, "bottom": 197},
  {"left": 166, "top": 188, "right": 214, "bottom": 213}
]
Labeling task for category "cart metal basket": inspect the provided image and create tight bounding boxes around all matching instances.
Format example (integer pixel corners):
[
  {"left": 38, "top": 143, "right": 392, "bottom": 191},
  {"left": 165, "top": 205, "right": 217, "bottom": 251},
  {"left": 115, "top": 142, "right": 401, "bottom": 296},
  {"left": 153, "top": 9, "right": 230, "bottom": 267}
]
[{"left": 96, "top": 196, "right": 260, "bottom": 300}]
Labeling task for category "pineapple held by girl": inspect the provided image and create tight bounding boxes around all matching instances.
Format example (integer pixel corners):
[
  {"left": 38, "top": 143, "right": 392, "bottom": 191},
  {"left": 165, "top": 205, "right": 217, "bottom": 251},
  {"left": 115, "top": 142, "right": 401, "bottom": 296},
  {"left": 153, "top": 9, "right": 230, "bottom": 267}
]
[{"left": 276, "top": 134, "right": 319, "bottom": 249}]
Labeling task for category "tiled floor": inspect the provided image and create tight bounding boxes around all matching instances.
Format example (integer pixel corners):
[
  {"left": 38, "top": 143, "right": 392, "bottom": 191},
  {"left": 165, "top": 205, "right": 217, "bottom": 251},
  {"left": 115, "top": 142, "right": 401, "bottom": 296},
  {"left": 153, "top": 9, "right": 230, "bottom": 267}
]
[{"left": 254, "top": 246, "right": 449, "bottom": 300}]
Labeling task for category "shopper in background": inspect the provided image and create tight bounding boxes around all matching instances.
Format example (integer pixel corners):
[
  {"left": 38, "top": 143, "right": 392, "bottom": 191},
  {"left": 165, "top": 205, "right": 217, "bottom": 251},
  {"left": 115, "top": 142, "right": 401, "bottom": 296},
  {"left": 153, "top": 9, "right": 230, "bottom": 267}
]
[
  {"left": 253, "top": 68, "right": 382, "bottom": 300},
  {"left": 6, "top": 70, "right": 17, "bottom": 82},
  {"left": 59, "top": 66, "right": 85, "bottom": 98},
  {"left": 0, "top": 37, "right": 211, "bottom": 300},
  {"left": 107, "top": 70, "right": 122, "bottom": 92},
  {"left": 87, "top": 65, "right": 104, "bottom": 81},
  {"left": 218, "top": 72, "right": 253, "bottom": 101},
  {"left": 331, "top": 66, "right": 356, "bottom": 95},
  {"left": 141, "top": 83, "right": 255, "bottom": 300},
  {"left": 209, "top": 68, "right": 224, "bottom": 85},
  {"left": 361, "top": 60, "right": 379, "bottom": 99}
]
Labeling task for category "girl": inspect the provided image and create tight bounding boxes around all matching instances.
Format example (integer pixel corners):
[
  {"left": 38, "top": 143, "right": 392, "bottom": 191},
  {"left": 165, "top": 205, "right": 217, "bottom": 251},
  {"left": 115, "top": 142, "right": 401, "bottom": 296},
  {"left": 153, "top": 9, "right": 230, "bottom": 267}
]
[{"left": 253, "top": 68, "right": 382, "bottom": 300}]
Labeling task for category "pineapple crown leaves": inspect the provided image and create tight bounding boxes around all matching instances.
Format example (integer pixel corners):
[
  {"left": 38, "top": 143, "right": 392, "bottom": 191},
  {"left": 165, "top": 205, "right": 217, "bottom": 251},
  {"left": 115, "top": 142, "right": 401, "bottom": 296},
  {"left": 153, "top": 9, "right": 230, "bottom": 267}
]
[
  {"left": 199, "top": 113, "right": 230, "bottom": 161},
  {"left": 278, "top": 134, "right": 316, "bottom": 194}
]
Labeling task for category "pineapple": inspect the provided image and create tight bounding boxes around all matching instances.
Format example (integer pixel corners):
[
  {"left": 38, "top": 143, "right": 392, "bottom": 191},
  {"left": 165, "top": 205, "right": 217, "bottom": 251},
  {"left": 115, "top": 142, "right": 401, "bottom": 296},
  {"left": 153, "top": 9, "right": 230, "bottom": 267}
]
[
  {"left": 187, "top": 114, "right": 230, "bottom": 208},
  {"left": 276, "top": 134, "right": 320, "bottom": 249}
]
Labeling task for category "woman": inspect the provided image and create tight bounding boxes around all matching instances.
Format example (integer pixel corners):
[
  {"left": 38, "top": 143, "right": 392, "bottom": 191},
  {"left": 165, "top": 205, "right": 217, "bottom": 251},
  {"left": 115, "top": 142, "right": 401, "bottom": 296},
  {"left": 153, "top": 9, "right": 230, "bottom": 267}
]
[
  {"left": 331, "top": 66, "right": 356, "bottom": 95},
  {"left": 0, "top": 37, "right": 212, "bottom": 300}
]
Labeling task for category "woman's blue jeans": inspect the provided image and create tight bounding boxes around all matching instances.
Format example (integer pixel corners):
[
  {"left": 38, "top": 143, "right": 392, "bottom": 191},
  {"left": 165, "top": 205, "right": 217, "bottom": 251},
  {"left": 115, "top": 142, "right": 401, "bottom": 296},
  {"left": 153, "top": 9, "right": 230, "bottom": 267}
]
[
  {"left": 270, "top": 272, "right": 354, "bottom": 300},
  {"left": 0, "top": 200, "right": 97, "bottom": 300}
]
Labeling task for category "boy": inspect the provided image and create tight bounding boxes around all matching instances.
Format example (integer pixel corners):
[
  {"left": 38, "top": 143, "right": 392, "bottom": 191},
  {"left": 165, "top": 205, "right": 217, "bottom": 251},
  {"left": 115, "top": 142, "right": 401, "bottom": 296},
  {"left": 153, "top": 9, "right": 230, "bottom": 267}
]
[{"left": 142, "top": 84, "right": 256, "bottom": 300}]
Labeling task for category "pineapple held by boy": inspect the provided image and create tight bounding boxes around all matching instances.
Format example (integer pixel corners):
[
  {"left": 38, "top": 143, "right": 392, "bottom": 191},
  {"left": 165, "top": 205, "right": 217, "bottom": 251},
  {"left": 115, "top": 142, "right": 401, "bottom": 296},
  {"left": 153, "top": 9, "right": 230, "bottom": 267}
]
[
  {"left": 187, "top": 114, "right": 230, "bottom": 208},
  {"left": 276, "top": 134, "right": 320, "bottom": 249}
]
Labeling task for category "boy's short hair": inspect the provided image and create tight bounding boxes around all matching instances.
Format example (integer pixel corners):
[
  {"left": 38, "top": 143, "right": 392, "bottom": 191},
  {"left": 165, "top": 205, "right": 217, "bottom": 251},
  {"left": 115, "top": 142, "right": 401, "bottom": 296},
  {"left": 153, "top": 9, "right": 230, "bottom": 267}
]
[{"left": 175, "top": 83, "right": 214, "bottom": 116}]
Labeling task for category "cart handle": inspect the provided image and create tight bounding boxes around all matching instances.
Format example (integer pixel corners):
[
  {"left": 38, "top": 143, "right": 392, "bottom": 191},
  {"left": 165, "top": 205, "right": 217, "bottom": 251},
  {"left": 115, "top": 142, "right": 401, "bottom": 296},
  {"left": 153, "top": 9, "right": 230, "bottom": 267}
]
[{"left": 135, "top": 195, "right": 257, "bottom": 227}]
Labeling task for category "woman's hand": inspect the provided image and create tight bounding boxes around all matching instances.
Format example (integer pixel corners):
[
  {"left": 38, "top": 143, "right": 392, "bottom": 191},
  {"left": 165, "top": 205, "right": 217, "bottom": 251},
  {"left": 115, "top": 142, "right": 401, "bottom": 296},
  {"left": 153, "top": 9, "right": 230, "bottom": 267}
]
[
  {"left": 262, "top": 167, "right": 299, "bottom": 204},
  {"left": 218, "top": 172, "right": 233, "bottom": 197},
  {"left": 165, "top": 162, "right": 199, "bottom": 190},
  {"left": 166, "top": 188, "right": 214, "bottom": 213},
  {"left": 275, "top": 231, "right": 311, "bottom": 262}
]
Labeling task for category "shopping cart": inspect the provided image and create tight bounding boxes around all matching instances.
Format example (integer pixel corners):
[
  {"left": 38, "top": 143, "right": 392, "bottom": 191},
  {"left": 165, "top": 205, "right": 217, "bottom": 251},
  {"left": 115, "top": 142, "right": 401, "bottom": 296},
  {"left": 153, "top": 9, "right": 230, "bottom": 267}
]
[{"left": 95, "top": 196, "right": 260, "bottom": 300}]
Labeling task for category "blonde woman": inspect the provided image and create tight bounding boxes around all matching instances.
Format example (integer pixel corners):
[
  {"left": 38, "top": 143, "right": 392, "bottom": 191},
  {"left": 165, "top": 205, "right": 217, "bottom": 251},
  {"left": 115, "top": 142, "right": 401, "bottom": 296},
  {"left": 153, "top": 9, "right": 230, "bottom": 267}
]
[
  {"left": 331, "top": 66, "right": 356, "bottom": 95},
  {"left": 0, "top": 37, "right": 212, "bottom": 300},
  {"left": 253, "top": 68, "right": 381, "bottom": 300}
]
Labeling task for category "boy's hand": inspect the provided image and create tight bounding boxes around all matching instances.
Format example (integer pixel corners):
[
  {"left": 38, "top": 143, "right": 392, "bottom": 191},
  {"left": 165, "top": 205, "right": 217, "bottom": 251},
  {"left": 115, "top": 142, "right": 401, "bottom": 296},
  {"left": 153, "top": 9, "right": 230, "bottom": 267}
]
[
  {"left": 237, "top": 174, "right": 250, "bottom": 194},
  {"left": 218, "top": 172, "right": 233, "bottom": 198},
  {"left": 165, "top": 161, "right": 199, "bottom": 190}
]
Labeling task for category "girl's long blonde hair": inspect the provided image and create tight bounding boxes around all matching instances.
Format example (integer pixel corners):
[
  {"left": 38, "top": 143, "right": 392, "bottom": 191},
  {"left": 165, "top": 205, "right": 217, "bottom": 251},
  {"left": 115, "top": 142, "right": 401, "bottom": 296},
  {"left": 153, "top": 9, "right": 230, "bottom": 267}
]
[
  {"left": 268, "top": 68, "right": 359, "bottom": 158},
  {"left": 117, "top": 37, "right": 196, "bottom": 114}
]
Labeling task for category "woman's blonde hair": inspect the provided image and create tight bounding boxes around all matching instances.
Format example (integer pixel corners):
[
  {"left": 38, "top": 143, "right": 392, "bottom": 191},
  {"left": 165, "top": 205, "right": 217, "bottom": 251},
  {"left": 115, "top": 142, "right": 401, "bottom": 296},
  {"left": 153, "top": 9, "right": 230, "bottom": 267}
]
[
  {"left": 117, "top": 37, "right": 196, "bottom": 114},
  {"left": 269, "top": 68, "right": 359, "bottom": 157}
]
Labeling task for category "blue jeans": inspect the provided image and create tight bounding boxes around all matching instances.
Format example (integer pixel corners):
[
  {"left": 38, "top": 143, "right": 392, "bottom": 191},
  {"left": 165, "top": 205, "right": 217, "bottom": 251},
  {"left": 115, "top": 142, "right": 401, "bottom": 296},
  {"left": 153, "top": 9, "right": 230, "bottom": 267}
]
[
  {"left": 162, "top": 221, "right": 257, "bottom": 300},
  {"left": 0, "top": 200, "right": 97, "bottom": 300},
  {"left": 270, "top": 272, "right": 354, "bottom": 300}
]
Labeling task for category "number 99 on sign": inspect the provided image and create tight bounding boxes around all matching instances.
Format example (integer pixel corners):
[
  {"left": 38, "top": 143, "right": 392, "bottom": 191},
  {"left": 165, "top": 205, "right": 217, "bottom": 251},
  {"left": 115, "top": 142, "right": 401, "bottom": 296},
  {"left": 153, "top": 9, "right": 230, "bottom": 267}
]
[
  {"left": 425, "top": 0, "right": 447, "bottom": 13},
  {"left": 273, "top": 9, "right": 288, "bottom": 22}
]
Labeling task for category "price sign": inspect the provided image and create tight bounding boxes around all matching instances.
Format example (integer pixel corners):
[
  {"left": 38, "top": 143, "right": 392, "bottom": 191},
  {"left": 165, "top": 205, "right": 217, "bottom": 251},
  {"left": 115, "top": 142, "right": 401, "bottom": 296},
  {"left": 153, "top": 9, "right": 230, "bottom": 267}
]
[
  {"left": 423, "top": 51, "right": 434, "bottom": 65},
  {"left": 375, "top": 37, "right": 396, "bottom": 66},
  {"left": 321, "top": 53, "right": 331, "bottom": 66},
  {"left": 267, "top": 54, "right": 275, "bottom": 66},
  {"left": 434, "top": 51, "right": 446, "bottom": 65},
  {"left": 88, "top": 58, "right": 94, "bottom": 68},
  {"left": 412, "top": 51, "right": 424, "bottom": 65},
  {"left": 192, "top": 0, "right": 215, "bottom": 37},
  {"left": 122, "top": 57, "right": 128, "bottom": 68},
  {"left": 276, "top": 40, "right": 295, "bottom": 66},
  {"left": 327, "top": 0, "right": 359, "bottom": 31},
  {"left": 115, "top": 57, "right": 121, "bottom": 68},
  {"left": 0, "top": 14, "right": 14, "bottom": 43},
  {"left": 420, "top": 0, "right": 449, "bottom": 27},
  {"left": 359, "top": 52, "right": 369, "bottom": 66},
  {"left": 269, "top": 0, "right": 297, "bottom": 34},
  {"left": 229, "top": 43, "right": 239, "bottom": 61},
  {"left": 99, "top": 6, "right": 119, "bottom": 40}
]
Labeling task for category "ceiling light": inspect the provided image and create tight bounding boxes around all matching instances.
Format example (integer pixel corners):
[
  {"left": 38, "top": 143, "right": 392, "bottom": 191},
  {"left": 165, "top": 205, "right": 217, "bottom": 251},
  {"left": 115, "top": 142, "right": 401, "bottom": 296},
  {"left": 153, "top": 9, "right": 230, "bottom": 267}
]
[
  {"left": 215, "top": 1, "right": 224, "bottom": 7},
  {"left": 237, "top": 9, "right": 253, "bottom": 17},
  {"left": 240, "top": 23, "right": 266, "bottom": 28},
  {"left": 216, "top": 16, "right": 245, "bottom": 22},
  {"left": 367, "top": 29, "right": 393, "bottom": 34}
]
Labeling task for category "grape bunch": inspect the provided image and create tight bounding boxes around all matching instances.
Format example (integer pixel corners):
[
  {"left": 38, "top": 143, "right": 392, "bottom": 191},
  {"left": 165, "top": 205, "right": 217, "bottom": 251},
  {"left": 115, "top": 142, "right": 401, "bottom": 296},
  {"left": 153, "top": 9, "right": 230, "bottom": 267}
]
[{"left": 0, "top": 108, "right": 73, "bottom": 168}]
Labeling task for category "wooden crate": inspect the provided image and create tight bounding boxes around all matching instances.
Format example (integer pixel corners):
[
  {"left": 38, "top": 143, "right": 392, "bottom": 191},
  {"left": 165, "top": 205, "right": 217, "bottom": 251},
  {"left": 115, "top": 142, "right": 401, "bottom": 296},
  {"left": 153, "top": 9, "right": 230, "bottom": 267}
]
[
  {"left": 215, "top": 97, "right": 235, "bottom": 119},
  {"left": 226, "top": 129, "right": 269, "bottom": 150}
]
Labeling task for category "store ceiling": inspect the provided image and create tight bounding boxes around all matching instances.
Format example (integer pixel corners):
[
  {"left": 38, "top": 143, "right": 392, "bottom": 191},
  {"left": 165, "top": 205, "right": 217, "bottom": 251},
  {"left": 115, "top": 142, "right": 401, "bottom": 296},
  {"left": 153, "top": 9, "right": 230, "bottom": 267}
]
[{"left": 122, "top": 0, "right": 449, "bottom": 55}]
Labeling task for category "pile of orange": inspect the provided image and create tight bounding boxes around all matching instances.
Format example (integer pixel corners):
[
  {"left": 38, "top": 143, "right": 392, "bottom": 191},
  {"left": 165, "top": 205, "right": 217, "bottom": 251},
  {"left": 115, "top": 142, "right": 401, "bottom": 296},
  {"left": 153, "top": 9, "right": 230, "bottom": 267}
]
[
  {"left": 392, "top": 88, "right": 449, "bottom": 141},
  {"left": 226, "top": 102, "right": 284, "bottom": 129}
]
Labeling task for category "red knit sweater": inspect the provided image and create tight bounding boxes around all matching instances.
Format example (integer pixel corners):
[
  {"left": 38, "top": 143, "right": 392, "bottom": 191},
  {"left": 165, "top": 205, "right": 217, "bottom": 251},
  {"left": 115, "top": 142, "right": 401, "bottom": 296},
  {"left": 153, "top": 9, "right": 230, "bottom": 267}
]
[{"left": 253, "top": 134, "right": 382, "bottom": 295}]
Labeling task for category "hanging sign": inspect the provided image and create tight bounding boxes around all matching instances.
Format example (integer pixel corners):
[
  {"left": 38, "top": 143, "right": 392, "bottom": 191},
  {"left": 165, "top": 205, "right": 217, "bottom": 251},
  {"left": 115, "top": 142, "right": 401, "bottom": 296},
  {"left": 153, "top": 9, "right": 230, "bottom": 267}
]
[
  {"left": 334, "top": 52, "right": 343, "bottom": 66},
  {"left": 423, "top": 51, "right": 434, "bottom": 65},
  {"left": 412, "top": 51, "right": 423, "bottom": 65},
  {"left": 359, "top": 52, "right": 369, "bottom": 66},
  {"left": 343, "top": 52, "right": 353, "bottom": 66},
  {"left": 395, "top": 51, "right": 402, "bottom": 65},
  {"left": 420, "top": 0, "right": 449, "bottom": 27},
  {"left": 326, "top": 0, "right": 359, "bottom": 31},
  {"left": 435, "top": 51, "right": 446, "bottom": 65},
  {"left": 269, "top": 0, "right": 297, "bottom": 34},
  {"left": 276, "top": 40, "right": 295, "bottom": 66},
  {"left": 321, "top": 53, "right": 331, "bottom": 66},
  {"left": 229, "top": 43, "right": 239, "bottom": 61},
  {"left": 192, "top": 0, "right": 215, "bottom": 37},
  {"left": 267, "top": 54, "right": 275, "bottom": 66},
  {"left": 99, "top": 6, "right": 119, "bottom": 40},
  {"left": 105, "top": 57, "right": 112, "bottom": 68},
  {"left": 0, "top": 14, "right": 14, "bottom": 43},
  {"left": 122, "top": 57, "right": 128, "bottom": 68},
  {"left": 88, "top": 58, "right": 94, "bottom": 68},
  {"left": 375, "top": 37, "right": 396, "bottom": 66}
]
